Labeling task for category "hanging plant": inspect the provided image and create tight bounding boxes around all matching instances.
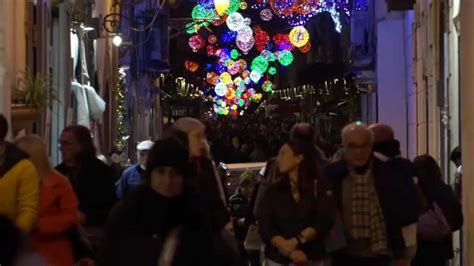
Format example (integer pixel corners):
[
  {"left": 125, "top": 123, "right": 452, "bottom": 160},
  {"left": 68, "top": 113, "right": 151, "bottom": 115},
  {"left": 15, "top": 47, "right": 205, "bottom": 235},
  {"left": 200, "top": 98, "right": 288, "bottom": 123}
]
[{"left": 12, "top": 71, "right": 59, "bottom": 109}]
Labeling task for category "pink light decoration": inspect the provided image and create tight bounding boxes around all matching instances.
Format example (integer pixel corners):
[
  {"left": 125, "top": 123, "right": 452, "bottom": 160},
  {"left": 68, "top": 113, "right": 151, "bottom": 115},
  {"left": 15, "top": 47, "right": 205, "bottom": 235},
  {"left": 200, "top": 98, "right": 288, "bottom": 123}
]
[{"left": 188, "top": 34, "right": 205, "bottom": 51}]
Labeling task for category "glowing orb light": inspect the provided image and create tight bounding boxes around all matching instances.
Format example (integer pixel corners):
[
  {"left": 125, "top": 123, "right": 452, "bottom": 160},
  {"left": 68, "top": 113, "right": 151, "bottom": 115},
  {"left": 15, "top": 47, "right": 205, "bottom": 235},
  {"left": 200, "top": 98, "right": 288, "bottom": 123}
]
[
  {"left": 237, "top": 37, "right": 254, "bottom": 54},
  {"left": 278, "top": 50, "right": 294, "bottom": 66},
  {"left": 214, "top": 0, "right": 230, "bottom": 16},
  {"left": 251, "top": 55, "right": 269, "bottom": 74},
  {"left": 220, "top": 72, "right": 232, "bottom": 85},
  {"left": 231, "top": 49, "right": 240, "bottom": 59},
  {"left": 208, "top": 35, "right": 218, "bottom": 44},
  {"left": 227, "top": 0, "right": 241, "bottom": 14},
  {"left": 240, "top": 1, "right": 248, "bottom": 10},
  {"left": 250, "top": 70, "right": 262, "bottom": 83},
  {"left": 188, "top": 35, "right": 205, "bottom": 51},
  {"left": 289, "top": 26, "right": 310, "bottom": 48},
  {"left": 262, "top": 80, "right": 274, "bottom": 92},
  {"left": 268, "top": 66, "right": 277, "bottom": 75},
  {"left": 226, "top": 88, "right": 236, "bottom": 99},
  {"left": 222, "top": 31, "right": 236, "bottom": 43},
  {"left": 260, "top": 8, "right": 273, "bottom": 21},
  {"left": 206, "top": 72, "right": 219, "bottom": 85},
  {"left": 214, "top": 82, "right": 229, "bottom": 96},
  {"left": 226, "top": 12, "right": 245, "bottom": 32},
  {"left": 299, "top": 42, "right": 312, "bottom": 53}
]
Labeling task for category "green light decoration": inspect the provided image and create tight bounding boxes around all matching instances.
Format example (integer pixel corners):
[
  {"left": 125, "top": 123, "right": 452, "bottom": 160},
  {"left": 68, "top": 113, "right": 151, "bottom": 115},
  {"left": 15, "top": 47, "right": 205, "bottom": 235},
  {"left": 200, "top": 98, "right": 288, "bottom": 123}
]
[
  {"left": 231, "top": 49, "right": 240, "bottom": 60},
  {"left": 192, "top": 5, "right": 215, "bottom": 19},
  {"left": 278, "top": 50, "right": 294, "bottom": 66},
  {"left": 268, "top": 66, "right": 277, "bottom": 75},
  {"left": 251, "top": 55, "right": 269, "bottom": 74},
  {"left": 269, "top": 53, "right": 277, "bottom": 62},
  {"left": 218, "top": 108, "right": 226, "bottom": 115},
  {"left": 226, "top": 0, "right": 241, "bottom": 15},
  {"left": 238, "top": 99, "right": 245, "bottom": 106}
]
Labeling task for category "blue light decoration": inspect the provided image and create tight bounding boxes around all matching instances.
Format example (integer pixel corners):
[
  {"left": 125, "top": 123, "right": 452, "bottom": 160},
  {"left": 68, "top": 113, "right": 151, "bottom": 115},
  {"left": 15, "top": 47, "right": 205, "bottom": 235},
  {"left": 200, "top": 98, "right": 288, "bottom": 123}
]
[{"left": 222, "top": 30, "right": 238, "bottom": 43}]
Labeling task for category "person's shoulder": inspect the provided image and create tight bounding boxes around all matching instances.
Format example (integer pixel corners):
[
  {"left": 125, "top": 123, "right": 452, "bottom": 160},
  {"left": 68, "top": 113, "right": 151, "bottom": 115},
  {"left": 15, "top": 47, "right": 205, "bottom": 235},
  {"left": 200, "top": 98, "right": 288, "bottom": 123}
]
[
  {"left": 122, "top": 164, "right": 139, "bottom": 176},
  {"left": 322, "top": 160, "right": 348, "bottom": 177},
  {"left": 46, "top": 170, "right": 71, "bottom": 186}
]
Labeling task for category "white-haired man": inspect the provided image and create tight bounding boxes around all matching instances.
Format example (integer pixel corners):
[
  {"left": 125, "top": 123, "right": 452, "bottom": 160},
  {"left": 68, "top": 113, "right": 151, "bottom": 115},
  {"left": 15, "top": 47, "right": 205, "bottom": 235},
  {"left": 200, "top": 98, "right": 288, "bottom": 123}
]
[{"left": 318, "top": 122, "right": 414, "bottom": 266}]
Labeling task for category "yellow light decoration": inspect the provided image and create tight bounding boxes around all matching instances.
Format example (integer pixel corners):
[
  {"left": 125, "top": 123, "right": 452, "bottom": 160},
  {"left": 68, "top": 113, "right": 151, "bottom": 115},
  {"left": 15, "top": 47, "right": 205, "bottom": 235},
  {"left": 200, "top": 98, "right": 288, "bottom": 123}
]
[
  {"left": 289, "top": 26, "right": 310, "bottom": 48},
  {"left": 231, "top": 104, "right": 238, "bottom": 110},
  {"left": 220, "top": 72, "right": 232, "bottom": 85},
  {"left": 240, "top": 1, "right": 248, "bottom": 10},
  {"left": 215, "top": 0, "right": 230, "bottom": 16},
  {"left": 252, "top": 93, "right": 263, "bottom": 102}
]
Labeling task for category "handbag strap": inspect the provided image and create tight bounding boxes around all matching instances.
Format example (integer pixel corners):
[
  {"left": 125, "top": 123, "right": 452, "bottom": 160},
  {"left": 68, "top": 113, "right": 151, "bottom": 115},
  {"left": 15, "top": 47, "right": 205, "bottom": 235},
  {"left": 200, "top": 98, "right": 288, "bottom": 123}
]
[{"left": 157, "top": 226, "right": 182, "bottom": 266}]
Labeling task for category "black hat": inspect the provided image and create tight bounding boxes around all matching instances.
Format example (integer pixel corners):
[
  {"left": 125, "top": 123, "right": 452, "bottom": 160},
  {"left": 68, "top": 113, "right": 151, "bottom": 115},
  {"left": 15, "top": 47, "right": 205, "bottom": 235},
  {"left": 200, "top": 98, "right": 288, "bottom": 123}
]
[{"left": 145, "top": 138, "right": 189, "bottom": 174}]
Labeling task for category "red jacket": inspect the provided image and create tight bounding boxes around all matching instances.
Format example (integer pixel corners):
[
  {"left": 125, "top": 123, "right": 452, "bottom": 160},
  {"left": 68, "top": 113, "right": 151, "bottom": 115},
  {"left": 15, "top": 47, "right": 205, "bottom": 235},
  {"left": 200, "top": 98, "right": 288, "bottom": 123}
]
[{"left": 30, "top": 171, "right": 80, "bottom": 266}]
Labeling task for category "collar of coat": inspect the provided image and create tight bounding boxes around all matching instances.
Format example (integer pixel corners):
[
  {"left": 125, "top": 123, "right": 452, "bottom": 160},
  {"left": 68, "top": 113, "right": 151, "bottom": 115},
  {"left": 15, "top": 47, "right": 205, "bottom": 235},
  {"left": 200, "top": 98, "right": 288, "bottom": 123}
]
[{"left": 0, "top": 142, "right": 29, "bottom": 178}]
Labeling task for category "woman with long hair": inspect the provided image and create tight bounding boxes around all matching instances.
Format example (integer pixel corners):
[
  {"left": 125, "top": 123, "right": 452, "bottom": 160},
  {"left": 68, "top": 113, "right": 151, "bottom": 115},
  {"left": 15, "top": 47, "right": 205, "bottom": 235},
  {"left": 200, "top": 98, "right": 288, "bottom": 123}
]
[
  {"left": 101, "top": 138, "right": 213, "bottom": 266},
  {"left": 259, "top": 140, "right": 326, "bottom": 265},
  {"left": 411, "top": 155, "right": 463, "bottom": 266},
  {"left": 15, "top": 135, "right": 80, "bottom": 266},
  {"left": 55, "top": 125, "right": 116, "bottom": 254}
]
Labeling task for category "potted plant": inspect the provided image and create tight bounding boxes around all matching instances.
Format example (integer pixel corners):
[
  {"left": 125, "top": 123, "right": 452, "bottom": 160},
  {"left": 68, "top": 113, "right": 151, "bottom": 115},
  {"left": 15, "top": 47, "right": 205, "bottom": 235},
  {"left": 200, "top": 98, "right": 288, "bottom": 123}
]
[{"left": 11, "top": 71, "right": 58, "bottom": 133}]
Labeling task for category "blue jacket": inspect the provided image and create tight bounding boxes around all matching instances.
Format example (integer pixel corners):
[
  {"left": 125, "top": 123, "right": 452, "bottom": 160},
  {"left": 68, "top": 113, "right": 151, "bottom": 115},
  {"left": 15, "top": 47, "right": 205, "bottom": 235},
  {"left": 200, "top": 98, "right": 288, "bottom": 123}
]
[{"left": 116, "top": 164, "right": 144, "bottom": 199}]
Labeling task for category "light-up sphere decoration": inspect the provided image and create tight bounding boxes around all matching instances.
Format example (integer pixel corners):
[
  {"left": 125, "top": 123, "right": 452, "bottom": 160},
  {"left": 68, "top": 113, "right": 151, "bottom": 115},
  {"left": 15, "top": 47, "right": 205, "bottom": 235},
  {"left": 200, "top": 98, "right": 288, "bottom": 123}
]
[
  {"left": 262, "top": 80, "right": 274, "bottom": 92},
  {"left": 240, "top": 1, "right": 248, "bottom": 10},
  {"left": 220, "top": 72, "right": 232, "bottom": 85},
  {"left": 208, "top": 35, "right": 218, "bottom": 44},
  {"left": 227, "top": 0, "right": 241, "bottom": 15},
  {"left": 251, "top": 55, "right": 269, "bottom": 74},
  {"left": 250, "top": 70, "right": 262, "bottom": 83},
  {"left": 254, "top": 29, "right": 270, "bottom": 52},
  {"left": 184, "top": 60, "right": 200, "bottom": 72},
  {"left": 215, "top": 82, "right": 229, "bottom": 97},
  {"left": 214, "top": 0, "right": 230, "bottom": 16},
  {"left": 260, "top": 8, "right": 273, "bottom": 21},
  {"left": 222, "top": 30, "right": 237, "bottom": 43},
  {"left": 289, "top": 26, "right": 310, "bottom": 48},
  {"left": 278, "top": 50, "right": 294, "bottom": 66},
  {"left": 207, "top": 45, "right": 215, "bottom": 56},
  {"left": 226, "top": 88, "right": 236, "bottom": 100},
  {"left": 206, "top": 72, "right": 219, "bottom": 85},
  {"left": 268, "top": 66, "right": 277, "bottom": 75},
  {"left": 231, "top": 49, "right": 240, "bottom": 60},
  {"left": 189, "top": 35, "right": 205, "bottom": 51},
  {"left": 238, "top": 59, "right": 247, "bottom": 69},
  {"left": 299, "top": 42, "right": 312, "bottom": 53},
  {"left": 237, "top": 26, "right": 253, "bottom": 42},
  {"left": 238, "top": 99, "right": 245, "bottom": 107},
  {"left": 226, "top": 12, "right": 245, "bottom": 31},
  {"left": 252, "top": 93, "right": 263, "bottom": 102},
  {"left": 237, "top": 37, "right": 254, "bottom": 54},
  {"left": 192, "top": 4, "right": 216, "bottom": 19}
]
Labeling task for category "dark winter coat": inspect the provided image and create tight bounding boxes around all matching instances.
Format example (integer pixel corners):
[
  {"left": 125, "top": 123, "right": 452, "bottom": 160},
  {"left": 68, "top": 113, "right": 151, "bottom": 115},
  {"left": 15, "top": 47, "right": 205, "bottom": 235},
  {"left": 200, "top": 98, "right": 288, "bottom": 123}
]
[
  {"left": 100, "top": 185, "right": 212, "bottom": 266},
  {"left": 414, "top": 182, "right": 463, "bottom": 263},
  {"left": 56, "top": 158, "right": 117, "bottom": 227},
  {"left": 318, "top": 158, "right": 419, "bottom": 259}
]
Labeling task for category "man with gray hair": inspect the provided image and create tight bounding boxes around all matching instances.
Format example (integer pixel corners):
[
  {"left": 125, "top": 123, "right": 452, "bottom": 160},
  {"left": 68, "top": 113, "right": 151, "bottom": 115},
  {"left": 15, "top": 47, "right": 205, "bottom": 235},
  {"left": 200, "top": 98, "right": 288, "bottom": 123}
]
[{"left": 317, "top": 122, "right": 415, "bottom": 266}]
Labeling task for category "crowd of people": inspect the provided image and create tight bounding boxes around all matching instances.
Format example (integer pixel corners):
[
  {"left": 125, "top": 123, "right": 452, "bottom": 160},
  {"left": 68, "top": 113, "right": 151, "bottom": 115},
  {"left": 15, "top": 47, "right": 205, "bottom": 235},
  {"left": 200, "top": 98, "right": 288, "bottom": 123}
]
[
  {"left": 0, "top": 112, "right": 464, "bottom": 266},
  {"left": 205, "top": 117, "right": 335, "bottom": 164}
]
